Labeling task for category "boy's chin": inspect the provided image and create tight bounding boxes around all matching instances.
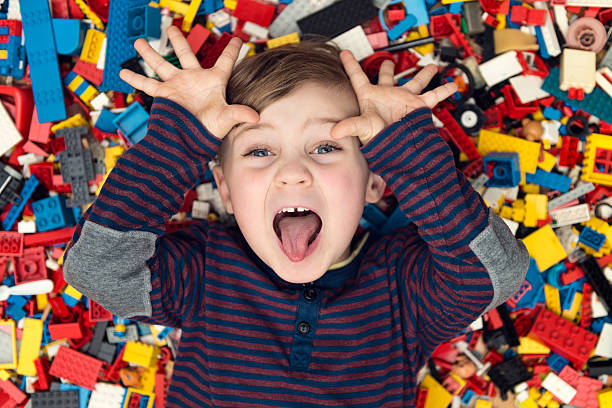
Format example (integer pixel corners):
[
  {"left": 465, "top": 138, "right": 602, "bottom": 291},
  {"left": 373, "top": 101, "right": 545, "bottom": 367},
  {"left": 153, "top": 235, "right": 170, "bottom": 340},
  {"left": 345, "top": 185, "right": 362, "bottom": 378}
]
[{"left": 273, "top": 267, "right": 328, "bottom": 284}]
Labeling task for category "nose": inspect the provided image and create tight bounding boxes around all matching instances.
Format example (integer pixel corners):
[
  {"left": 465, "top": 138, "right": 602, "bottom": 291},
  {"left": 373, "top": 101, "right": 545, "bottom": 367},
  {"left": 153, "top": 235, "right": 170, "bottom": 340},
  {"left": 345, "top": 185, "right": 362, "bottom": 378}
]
[{"left": 274, "top": 158, "right": 313, "bottom": 187}]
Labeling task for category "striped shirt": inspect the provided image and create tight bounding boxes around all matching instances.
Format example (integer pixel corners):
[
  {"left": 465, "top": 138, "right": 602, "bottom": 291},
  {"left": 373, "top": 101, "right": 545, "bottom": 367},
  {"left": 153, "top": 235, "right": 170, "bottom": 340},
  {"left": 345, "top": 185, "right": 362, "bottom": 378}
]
[{"left": 63, "top": 98, "right": 530, "bottom": 407}]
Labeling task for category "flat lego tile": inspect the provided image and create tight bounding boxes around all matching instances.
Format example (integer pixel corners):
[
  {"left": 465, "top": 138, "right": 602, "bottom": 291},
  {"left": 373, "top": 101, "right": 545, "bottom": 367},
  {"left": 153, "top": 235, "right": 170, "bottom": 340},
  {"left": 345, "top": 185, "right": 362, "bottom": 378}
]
[
  {"left": 30, "top": 390, "right": 79, "bottom": 408},
  {"left": 297, "top": 0, "right": 378, "bottom": 39}
]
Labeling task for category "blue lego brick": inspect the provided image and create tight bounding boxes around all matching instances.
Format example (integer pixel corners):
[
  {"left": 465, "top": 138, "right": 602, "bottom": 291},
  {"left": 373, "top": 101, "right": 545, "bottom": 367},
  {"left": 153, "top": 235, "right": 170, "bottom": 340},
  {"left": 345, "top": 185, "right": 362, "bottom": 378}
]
[
  {"left": 59, "top": 384, "right": 91, "bottom": 408},
  {"left": 448, "top": 2, "right": 462, "bottom": 14},
  {"left": 3, "top": 175, "right": 39, "bottom": 231},
  {"left": 101, "top": 0, "right": 150, "bottom": 93},
  {"left": 560, "top": 285, "right": 577, "bottom": 310},
  {"left": 0, "top": 36, "right": 25, "bottom": 79},
  {"left": 198, "top": 0, "right": 225, "bottom": 14},
  {"left": 112, "top": 102, "right": 149, "bottom": 145},
  {"left": 52, "top": 18, "right": 85, "bottom": 55},
  {"left": 461, "top": 389, "right": 475, "bottom": 405},
  {"left": 579, "top": 226, "right": 606, "bottom": 251},
  {"left": 62, "top": 292, "right": 80, "bottom": 308},
  {"left": 483, "top": 152, "right": 521, "bottom": 187},
  {"left": 525, "top": 168, "right": 572, "bottom": 193},
  {"left": 592, "top": 316, "right": 612, "bottom": 334},
  {"left": 546, "top": 353, "right": 569, "bottom": 373},
  {"left": 545, "top": 262, "right": 566, "bottom": 288},
  {"left": 19, "top": 0, "right": 66, "bottom": 123},
  {"left": 542, "top": 106, "right": 562, "bottom": 121},
  {"left": 542, "top": 67, "right": 612, "bottom": 124},
  {"left": 385, "top": 14, "right": 417, "bottom": 41},
  {"left": 94, "top": 108, "right": 119, "bottom": 133},
  {"left": 32, "top": 195, "right": 76, "bottom": 233},
  {"left": 514, "top": 258, "right": 544, "bottom": 309},
  {"left": 534, "top": 25, "right": 550, "bottom": 59},
  {"left": 145, "top": 6, "right": 161, "bottom": 39}
]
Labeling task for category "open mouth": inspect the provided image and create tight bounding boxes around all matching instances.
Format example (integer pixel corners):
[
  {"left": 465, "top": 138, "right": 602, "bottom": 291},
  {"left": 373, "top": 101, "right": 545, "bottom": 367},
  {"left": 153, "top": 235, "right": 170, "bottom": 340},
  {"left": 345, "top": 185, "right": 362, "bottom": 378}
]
[{"left": 273, "top": 209, "right": 323, "bottom": 245}]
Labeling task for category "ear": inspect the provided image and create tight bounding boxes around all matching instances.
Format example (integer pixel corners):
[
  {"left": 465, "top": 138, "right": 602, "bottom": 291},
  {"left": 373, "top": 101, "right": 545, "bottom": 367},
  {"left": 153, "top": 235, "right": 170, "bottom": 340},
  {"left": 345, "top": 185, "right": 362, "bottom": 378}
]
[
  {"left": 211, "top": 163, "right": 234, "bottom": 214},
  {"left": 365, "top": 171, "right": 386, "bottom": 204}
]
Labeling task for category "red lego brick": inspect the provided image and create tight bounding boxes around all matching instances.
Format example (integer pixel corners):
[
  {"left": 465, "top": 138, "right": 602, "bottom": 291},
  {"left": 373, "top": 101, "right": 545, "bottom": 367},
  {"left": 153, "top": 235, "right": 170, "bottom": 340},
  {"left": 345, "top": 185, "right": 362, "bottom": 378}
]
[
  {"left": 0, "top": 231, "right": 23, "bottom": 257},
  {"left": 51, "top": 0, "right": 70, "bottom": 18},
  {"left": 434, "top": 108, "right": 481, "bottom": 161},
  {"left": 510, "top": 5, "right": 528, "bottom": 24},
  {"left": 559, "top": 365, "right": 602, "bottom": 408},
  {"left": 23, "top": 226, "right": 75, "bottom": 248},
  {"left": 559, "top": 136, "right": 580, "bottom": 168},
  {"left": 528, "top": 307, "right": 598, "bottom": 370},
  {"left": 29, "top": 162, "right": 54, "bottom": 191},
  {"left": 186, "top": 24, "right": 210, "bottom": 54},
  {"left": 89, "top": 300, "right": 113, "bottom": 322},
  {"left": 48, "top": 321, "right": 83, "bottom": 340},
  {"left": 13, "top": 246, "right": 47, "bottom": 284},
  {"left": 582, "top": 282, "right": 593, "bottom": 329},
  {"left": 73, "top": 59, "right": 103, "bottom": 87},
  {"left": 0, "top": 378, "right": 26, "bottom": 404},
  {"left": 67, "top": 0, "right": 85, "bottom": 19},
  {"left": 155, "top": 372, "right": 168, "bottom": 408},
  {"left": 33, "top": 358, "right": 51, "bottom": 391},
  {"left": 198, "top": 32, "right": 233, "bottom": 69},
  {"left": 234, "top": 0, "right": 276, "bottom": 27},
  {"left": 49, "top": 346, "right": 104, "bottom": 390}
]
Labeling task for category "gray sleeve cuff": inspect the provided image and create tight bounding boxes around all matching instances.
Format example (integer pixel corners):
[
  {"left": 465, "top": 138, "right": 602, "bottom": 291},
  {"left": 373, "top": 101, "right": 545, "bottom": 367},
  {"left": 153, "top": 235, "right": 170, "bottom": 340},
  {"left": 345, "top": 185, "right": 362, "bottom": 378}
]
[
  {"left": 63, "top": 220, "right": 158, "bottom": 318},
  {"left": 469, "top": 210, "right": 531, "bottom": 314}
]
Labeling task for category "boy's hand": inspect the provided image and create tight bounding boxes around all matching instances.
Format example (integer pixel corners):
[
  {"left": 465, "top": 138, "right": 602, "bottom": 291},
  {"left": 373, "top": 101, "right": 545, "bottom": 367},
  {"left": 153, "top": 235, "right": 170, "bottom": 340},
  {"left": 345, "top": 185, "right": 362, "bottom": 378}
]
[
  {"left": 119, "top": 26, "right": 259, "bottom": 139},
  {"left": 331, "top": 50, "right": 458, "bottom": 146}
]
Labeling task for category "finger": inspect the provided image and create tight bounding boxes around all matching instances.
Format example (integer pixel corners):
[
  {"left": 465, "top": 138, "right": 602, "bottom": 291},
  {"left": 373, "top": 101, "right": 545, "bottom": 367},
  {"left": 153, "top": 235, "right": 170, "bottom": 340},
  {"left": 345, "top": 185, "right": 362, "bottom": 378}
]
[
  {"left": 330, "top": 116, "right": 368, "bottom": 141},
  {"left": 219, "top": 104, "right": 260, "bottom": 137},
  {"left": 403, "top": 64, "right": 438, "bottom": 94},
  {"left": 420, "top": 82, "right": 459, "bottom": 108},
  {"left": 133, "top": 38, "right": 178, "bottom": 81},
  {"left": 167, "top": 26, "right": 201, "bottom": 69},
  {"left": 212, "top": 37, "right": 243, "bottom": 81},
  {"left": 119, "top": 69, "right": 162, "bottom": 96},
  {"left": 377, "top": 59, "right": 395, "bottom": 87},
  {"left": 339, "top": 50, "right": 371, "bottom": 92}
]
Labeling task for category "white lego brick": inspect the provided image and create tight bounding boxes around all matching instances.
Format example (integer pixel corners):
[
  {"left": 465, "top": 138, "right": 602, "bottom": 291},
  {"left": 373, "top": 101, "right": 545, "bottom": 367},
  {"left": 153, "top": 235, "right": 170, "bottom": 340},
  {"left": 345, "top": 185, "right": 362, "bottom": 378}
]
[
  {"left": 555, "top": 225, "right": 579, "bottom": 255},
  {"left": 235, "top": 43, "right": 250, "bottom": 66},
  {"left": 88, "top": 383, "right": 126, "bottom": 408},
  {"left": 478, "top": 51, "right": 523, "bottom": 87},
  {"left": 96, "top": 37, "right": 107, "bottom": 70},
  {"left": 553, "top": 5, "right": 569, "bottom": 39},
  {"left": 242, "top": 21, "right": 269, "bottom": 40},
  {"left": 268, "top": 0, "right": 338, "bottom": 38},
  {"left": 560, "top": 49, "right": 596, "bottom": 93},
  {"left": 482, "top": 187, "right": 505, "bottom": 210},
  {"left": 541, "top": 372, "right": 577, "bottom": 404},
  {"left": 567, "top": 0, "right": 612, "bottom": 6},
  {"left": 533, "top": 2, "right": 561, "bottom": 57},
  {"left": 604, "top": 265, "right": 612, "bottom": 283},
  {"left": 500, "top": 217, "right": 519, "bottom": 236},
  {"left": 17, "top": 220, "right": 36, "bottom": 234},
  {"left": 595, "top": 323, "right": 612, "bottom": 358},
  {"left": 17, "top": 153, "right": 44, "bottom": 167},
  {"left": 596, "top": 67, "right": 612, "bottom": 98},
  {"left": 541, "top": 120, "right": 561, "bottom": 148},
  {"left": 509, "top": 75, "right": 550, "bottom": 104},
  {"left": 45, "top": 257, "right": 60, "bottom": 272},
  {"left": 90, "top": 92, "right": 112, "bottom": 111},
  {"left": 208, "top": 9, "right": 231, "bottom": 27},
  {"left": 501, "top": 185, "right": 519, "bottom": 202},
  {"left": 469, "top": 316, "right": 483, "bottom": 331},
  {"left": 328, "top": 25, "right": 374, "bottom": 62},
  {"left": 196, "top": 183, "right": 214, "bottom": 201},
  {"left": 0, "top": 101, "right": 23, "bottom": 157},
  {"left": 7, "top": 0, "right": 20, "bottom": 20},
  {"left": 592, "top": 293, "right": 609, "bottom": 318},
  {"left": 148, "top": 14, "right": 174, "bottom": 58},
  {"left": 549, "top": 204, "right": 591, "bottom": 228},
  {"left": 191, "top": 200, "right": 210, "bottom": 219}
]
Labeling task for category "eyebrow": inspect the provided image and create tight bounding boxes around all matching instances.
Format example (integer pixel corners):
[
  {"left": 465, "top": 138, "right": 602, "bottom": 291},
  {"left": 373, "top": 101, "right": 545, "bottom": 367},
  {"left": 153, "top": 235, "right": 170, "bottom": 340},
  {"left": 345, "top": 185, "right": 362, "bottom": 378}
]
[{"left": 232, "top": 116, "right": 344, "bottom": 141}]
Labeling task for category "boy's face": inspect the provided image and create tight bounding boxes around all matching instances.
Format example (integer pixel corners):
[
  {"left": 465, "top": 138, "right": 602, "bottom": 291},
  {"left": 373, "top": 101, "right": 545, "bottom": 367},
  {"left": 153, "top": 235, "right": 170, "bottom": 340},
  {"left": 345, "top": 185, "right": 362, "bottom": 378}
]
[{"left": 212, "top": 83, "right": 385, "bottom": 284}]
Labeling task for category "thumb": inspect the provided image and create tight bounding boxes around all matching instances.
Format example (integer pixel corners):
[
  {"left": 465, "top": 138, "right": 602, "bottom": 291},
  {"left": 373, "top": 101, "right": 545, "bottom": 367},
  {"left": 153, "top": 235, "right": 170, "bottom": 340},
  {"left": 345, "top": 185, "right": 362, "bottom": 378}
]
[
  {"left": 218, "top": 104, "right": 260, "bottom": 137},
  {"left": 331, "top": 116, "right": 371, "bottom": 144}
]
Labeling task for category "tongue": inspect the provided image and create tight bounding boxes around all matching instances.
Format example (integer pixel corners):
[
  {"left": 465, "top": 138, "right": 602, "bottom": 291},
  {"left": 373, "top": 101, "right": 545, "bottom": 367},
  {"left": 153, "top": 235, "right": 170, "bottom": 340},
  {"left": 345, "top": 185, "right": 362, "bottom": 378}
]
[{"left": 278, "top": 213, "right": 320, "bottom": 262}]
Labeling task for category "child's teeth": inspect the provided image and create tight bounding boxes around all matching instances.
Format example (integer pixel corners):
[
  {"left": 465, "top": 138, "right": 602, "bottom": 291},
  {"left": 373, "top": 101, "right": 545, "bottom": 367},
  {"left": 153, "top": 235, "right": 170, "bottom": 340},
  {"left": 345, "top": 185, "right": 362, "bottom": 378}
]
[{"left": 297, "top": 207, "right": 306, "bottom": 212}]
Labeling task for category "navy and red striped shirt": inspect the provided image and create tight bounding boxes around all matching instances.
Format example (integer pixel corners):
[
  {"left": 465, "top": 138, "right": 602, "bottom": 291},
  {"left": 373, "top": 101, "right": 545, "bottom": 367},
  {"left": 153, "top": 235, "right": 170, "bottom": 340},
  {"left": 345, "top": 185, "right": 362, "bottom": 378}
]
[{"left": 63, "top": 98, "right": 529, "bottom": 407}]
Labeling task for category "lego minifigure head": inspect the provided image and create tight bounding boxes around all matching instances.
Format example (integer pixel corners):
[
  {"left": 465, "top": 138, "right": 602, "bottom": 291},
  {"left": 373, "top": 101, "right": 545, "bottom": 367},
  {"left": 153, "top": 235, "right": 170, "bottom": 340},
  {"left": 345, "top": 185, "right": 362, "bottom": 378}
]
[{"left": 211, "top": 39, "right": 386, "bottom": 284}]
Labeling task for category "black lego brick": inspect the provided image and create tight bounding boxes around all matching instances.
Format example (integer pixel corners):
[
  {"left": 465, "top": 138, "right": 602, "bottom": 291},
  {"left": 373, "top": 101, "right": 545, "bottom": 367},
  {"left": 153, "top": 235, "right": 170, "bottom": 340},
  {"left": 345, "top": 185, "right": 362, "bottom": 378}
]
[
  {"left": 31, "top": 390, "right": 79, "bottom": 408},
  {"left": 297, "top": 0, "right": 378, "bottom": 39}
]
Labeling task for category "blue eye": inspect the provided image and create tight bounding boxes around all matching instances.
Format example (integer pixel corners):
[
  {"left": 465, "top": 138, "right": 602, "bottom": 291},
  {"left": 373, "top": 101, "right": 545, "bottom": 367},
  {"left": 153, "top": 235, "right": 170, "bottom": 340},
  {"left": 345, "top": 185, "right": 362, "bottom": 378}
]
[
  {"left": 244, "top": 148, "right": 272, "bottom": 157},
  {"left": 313, "top": 143, "right": 341, "bottom": 154}
]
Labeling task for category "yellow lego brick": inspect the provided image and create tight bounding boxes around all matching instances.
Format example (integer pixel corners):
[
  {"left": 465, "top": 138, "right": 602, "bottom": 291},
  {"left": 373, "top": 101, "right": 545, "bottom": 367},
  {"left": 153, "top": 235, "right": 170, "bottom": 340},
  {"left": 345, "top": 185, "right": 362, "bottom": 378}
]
[
  {"left": 518, "top": 396, "right": 539, "bottom": 408},
  {"left": 267, "top": 32, "right": 300, "bottom": 49},
  {"left": 123, "top": 342, "right": 158, "bottom": 368},
  {"left": 405, "top": 29, "right": 434, "bottom": 56},
  {"left": 495, "top": 14, "right": 507, "bottom": 29},
  {"left": 513, "top": 207, "right": 525, "bottom": 223},
  {"left": 448, "top": 372, "right": 466, "bottom": 394},
  {"left": 526, "top": 194, "right": 548, "bottom": 220},
  {"left": 420, "top": 374, "right": 452, "bottom": 408},
  {"left": 562, "top": 291, "right": 582, "bottom": 322},
  {"left": 544, "top": 284, "right": 562, "bottom": 315},
  {"left": 523, "top": 184, "right": 540, "bottom": 194},
  {"left": 582, "top": 134, "right": 612, "bottom": 187},
  {"left": 246, "top": 42, "right": 256, "bottom": 56},
  {"left": 74, "top": 0, "right": 104, "bottom": 30},
  {"left": 67, "top": 75, "right": 84, "bottom": 92},
  {"left": 80, "top": 86, "right": 99, "bottom": 105},
  {"left": 524, "top": 201, "right": 538, "bottom": 227},
  {"left": 538, "top": 150, "right": 557, "bottom": 172},
  {"left": 51, "top": 114, "right": 89, "bottom": 133},
  {"left": 17, "top": 318, "right": 43, "bottom": 376},
  {"left": 518, "top": 336, "right": 550, "bottom": 354},
  {"left": 537, "top": 391, "right": 554, "bottom": 407},
  {"left": 36, "top": 293, "right": 48, "bottom": 310},
  {"left": 522, "top": 225, "right": 567, "bottom": 271},
  {"left": 149, "top": 325, "right": 168, "bottom": 347},
  {"left": 182, "top": 0, "right": 202, "bottom": 32},
  {"left": 224, "top": 0, "right": 237, "bottom": 9},
  {"left": 579, "top": 217, "right": 612, "bottom": 257},
  {"left": 124, "top": 388, "right": 155, "bottom": 408},
  {"left": 0, "top": 369, "right": 10, "bottom": 381},
  {"left": 474, "top": 399, "right": 492, "bottom": 408},
  {"left": 0, "top": 320, "right": 16, "bottom": 369},
  {"left": 598, "top": 388, "right": 612, "bottom": 408},
  {"left": 478, "top": 130, "right": 540, "bottom": 184},
  {"left": 81, "top": 29, "right": 105, "bottom": 63},
  {"left": 136, "top": 366, "right": 157, "bottom": 394},
  {"left": 0, "top": 50, "right": 7, "bottom": 59},
  {"left": 499, "top": 206, "right": 513, "bottom": 219},
  {"left": 560, "top": 116, "right": 569, "bottom": 125},
  {"left": 546, "top": 400, "right": 560, "bottom": 408},
  {"left": 159, "top": 0, "right": 188, "bottom": 15},
  {"left": 64, "top": 285, "right": 83, "bottom": 301},
  {"left": 529, "top": 387, "right": 541, "bottom": 400}
]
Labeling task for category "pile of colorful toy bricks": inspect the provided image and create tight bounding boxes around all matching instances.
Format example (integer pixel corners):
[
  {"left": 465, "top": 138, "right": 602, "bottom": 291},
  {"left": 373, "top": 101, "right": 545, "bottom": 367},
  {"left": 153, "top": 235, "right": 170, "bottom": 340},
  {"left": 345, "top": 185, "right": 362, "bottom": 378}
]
[{"left": 0, "top": 0, "right": 612, "bottom": 407}]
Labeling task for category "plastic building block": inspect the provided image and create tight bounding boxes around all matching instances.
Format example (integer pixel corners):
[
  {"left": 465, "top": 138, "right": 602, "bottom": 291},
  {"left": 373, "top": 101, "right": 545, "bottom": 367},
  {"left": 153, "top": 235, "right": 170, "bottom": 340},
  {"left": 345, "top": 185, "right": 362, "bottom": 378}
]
[
  {"left": 297, "top": 0, "right": 378, "bottom": 39},
  {"left": 578, "top": 226, "right": 607, "bottom": 252},
  {"left": 483, "top": 152, "right": 521, "bottom": 187},
  {"left": 477, "top": 130, "right": 539, "bottom": 185},
  {"left": 3, "top": 175, "right": 39, "bottom": 231},
  {"left": 19, "top": 0, "right": 67, "bottom": 123},
  {"left": 112, "top": 102, "right": 148, "bottom": 145},
  {"left": 32, "top": 196, "right": 76, "bottom": 233},
  {"left": 268, "top": 0, "right": 335, "bottom": 37},
  {"left": 419, "top": 374, "right": 452, "bottom": 408},
  {"left": 233, "top": 0, "right": 275, "bottom": 27},
  {"left": 0, "top": 232, "right": 23, "bottom": 257},
  {"left": 16, "top": 318, "right": 43, "bottom": 376},
  {"left": 56, "top": 127, "right": 97, "bottom": 207},
  {"left": 30, "top": 390, "right": 79, "bottom": 408},
  {"left": 547, "top": 353, "right": 569, "bottom": 373},
  {"left": 525, "top": 168, "right": 572, "bottom": 193},
  {"left": 14, "top": 246, "right": 47, "bottom": 284},
  {"left": 0, "top": 99, "right": 23, "bottom": 158},
  {"left": 49, "top": 346, "right": 104, "bottom": 390},
  {"left": 86, "top": 382, "right": 126, "bottom": 408},
  {"left": 100, "top": 0, "right": 150, "bottom": 93},
  {"left": 64, "top": 70, "right": 99, "bottom": 108},
  {"left": 529, "top": 307, "right": 598, "bottom": 370},
  {"left": 579, "top": 256, "right": 612, "bottom": 319},
  {"left": 582, "top": 133, "right": 612, "bottom": 187},
  {"left": 52, "top": 19, "right": 85, "bottom": 56},
  {"left": 533, "top": 1, "right": 561, "bottom": 58},
  {"left": 487, "top": 356, "right": 532, "bottom": 398},
  {"left": 435, "top": 108, "right": 480, "bottom": 160},
  {"left": 123, "top": 342, "right": 158, "bottom": 368},
  {"left": 0, "top": 320, "right": 16, "bottom": 369},
  {"left": 541, "top": 372, "right": 576, "bottom": 404}
]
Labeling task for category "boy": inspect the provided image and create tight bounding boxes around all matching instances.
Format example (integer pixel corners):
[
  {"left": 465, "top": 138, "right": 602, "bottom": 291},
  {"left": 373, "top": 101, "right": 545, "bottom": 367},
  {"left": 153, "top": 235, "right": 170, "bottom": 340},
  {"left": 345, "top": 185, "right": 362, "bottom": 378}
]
[{"left": 63, "top": 27, "right": 530, "bottom": 407}]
